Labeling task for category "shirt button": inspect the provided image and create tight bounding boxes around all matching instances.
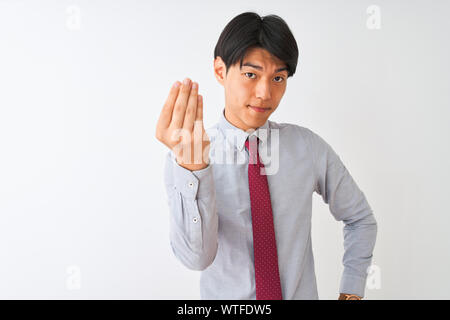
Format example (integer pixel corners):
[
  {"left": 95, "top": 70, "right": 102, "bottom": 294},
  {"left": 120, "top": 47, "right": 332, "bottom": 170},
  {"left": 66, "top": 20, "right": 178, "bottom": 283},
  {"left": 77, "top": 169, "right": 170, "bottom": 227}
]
[
  {"left": 192, "top": 217, "right": 199, "bottom": 223},
  {"left": 188, "top": 182, "right": 194, "bottom": 188}
]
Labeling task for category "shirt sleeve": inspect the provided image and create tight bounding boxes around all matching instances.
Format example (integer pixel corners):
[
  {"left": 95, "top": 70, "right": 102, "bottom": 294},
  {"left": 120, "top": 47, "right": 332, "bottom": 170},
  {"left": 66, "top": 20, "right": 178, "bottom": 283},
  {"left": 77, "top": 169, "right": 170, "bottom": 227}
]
[
  {"left": 164, "top": 150, "right": 218, "bottom": 271},
  {"left": 307, "top": 129, "right": 378, "bottom": 298}
]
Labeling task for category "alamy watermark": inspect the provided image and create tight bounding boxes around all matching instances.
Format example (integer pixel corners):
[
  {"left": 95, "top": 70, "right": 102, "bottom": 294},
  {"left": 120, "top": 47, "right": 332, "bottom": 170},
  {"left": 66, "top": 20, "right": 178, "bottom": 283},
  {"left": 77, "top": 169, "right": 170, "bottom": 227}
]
[
  {"left": 366, "top": 5, "right": 381, "bottom": 30},
  {"left": 66, "top": 265, "right": 82, "bottom": 290}
]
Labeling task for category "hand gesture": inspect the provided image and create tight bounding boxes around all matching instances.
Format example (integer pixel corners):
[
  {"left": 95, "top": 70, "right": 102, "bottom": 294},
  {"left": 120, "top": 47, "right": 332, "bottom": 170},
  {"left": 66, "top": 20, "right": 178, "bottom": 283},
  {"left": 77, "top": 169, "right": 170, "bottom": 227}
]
[{"left": 156, "top": 78, "right": 210, "bottom": 171}]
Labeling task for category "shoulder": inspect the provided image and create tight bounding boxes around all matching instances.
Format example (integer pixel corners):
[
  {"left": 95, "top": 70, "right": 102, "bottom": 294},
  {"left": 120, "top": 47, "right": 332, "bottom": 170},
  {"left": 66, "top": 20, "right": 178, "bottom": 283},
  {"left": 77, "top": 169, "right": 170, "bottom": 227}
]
[
  {"left": 267, "top": 119, "right": 318, "bottom": 142},
  {"left": 267, "top": 120, "right": 334, "bottom": 157}
]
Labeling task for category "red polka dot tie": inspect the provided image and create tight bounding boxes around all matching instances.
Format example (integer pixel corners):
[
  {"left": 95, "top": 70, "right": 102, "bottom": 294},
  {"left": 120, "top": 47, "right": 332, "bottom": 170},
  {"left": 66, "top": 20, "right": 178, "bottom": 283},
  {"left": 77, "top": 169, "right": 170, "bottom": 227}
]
[{"left": 245, "top": 136, "right": 283, "bottom": 300}]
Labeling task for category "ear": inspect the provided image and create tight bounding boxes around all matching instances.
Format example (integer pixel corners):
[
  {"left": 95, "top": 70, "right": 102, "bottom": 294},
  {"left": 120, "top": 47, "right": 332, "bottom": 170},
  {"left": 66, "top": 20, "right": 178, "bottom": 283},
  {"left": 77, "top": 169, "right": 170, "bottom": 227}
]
[{"left": 214, "top": 56, "right": 227, "bottom": 86}]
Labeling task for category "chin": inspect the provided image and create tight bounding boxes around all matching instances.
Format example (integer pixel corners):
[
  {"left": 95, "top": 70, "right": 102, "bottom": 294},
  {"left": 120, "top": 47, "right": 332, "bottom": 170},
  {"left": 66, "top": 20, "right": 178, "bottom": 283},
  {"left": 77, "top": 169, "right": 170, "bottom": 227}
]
[{"left": 244, "top": 113, "right": 268, "bottom": 129}]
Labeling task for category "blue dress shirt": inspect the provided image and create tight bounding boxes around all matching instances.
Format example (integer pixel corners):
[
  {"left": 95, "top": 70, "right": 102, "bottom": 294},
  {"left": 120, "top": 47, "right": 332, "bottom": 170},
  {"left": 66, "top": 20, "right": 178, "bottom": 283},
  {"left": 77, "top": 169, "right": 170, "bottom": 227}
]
[{"left": 163, "top": 108, "right": 377, "bottom": 299}]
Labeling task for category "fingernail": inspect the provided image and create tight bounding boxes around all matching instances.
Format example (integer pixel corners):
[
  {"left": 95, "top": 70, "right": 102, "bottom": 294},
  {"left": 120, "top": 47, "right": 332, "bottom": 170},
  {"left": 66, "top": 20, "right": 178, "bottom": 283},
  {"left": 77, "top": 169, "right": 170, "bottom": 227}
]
[
  {"left": 192, "top": 82, "right": 197, "bottom": 89},
  {"left": 183, "top": 78, "right": 191, "bottom": 85},
  {"left": 173, "top": 81, "right": 180, "bottom": 88}
]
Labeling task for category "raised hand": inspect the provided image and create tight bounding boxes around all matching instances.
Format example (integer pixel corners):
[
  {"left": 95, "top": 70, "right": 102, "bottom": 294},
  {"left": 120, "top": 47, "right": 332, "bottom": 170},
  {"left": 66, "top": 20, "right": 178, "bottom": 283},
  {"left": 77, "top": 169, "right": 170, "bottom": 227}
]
[{"left": 156, "top": 78, "right": 210, "bottom": 171}]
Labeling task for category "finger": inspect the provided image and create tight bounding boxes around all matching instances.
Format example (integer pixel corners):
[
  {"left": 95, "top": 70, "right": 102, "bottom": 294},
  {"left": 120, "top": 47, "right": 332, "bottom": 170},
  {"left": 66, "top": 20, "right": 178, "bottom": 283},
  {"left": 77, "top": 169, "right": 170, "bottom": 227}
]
[
  {"left": 182, "top": 82, "right": 198, "bottom": 132},
  {"left": 193, "top": 94, "right": 205, "bottom": 141},
  {"left": 195, "top": 94, "right": 203, "bottom": 122},
  {"left": 193, "top": 94, "right": 205, "bottom": 165},
  {"left": 158, "top": 81, "right": 181, "bottom": 129},
  {"left": 171, "top": 78, "right": 192, "bottom": 128},
  {"left": 194, "top": 94, "right": 205, "bottom": 140},
  {"left": 194, "top": 95, "right": 204, "bottom": 134}
]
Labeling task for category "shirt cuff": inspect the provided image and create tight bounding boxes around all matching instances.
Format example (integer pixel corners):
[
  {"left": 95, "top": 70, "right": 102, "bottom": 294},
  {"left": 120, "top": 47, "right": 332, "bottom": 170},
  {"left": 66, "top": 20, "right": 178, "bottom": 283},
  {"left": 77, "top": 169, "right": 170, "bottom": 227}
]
[
  {"left": 339, "top": 273, "right": 367, "bottom": 298},
  {"left": 169, "top": 151, "right": 214, "bottom": 200}
]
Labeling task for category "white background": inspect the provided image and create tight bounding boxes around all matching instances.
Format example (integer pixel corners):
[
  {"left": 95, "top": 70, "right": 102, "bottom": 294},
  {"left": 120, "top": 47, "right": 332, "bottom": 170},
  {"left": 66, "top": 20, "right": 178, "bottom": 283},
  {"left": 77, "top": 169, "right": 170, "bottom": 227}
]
[{"left": 0, "top": 0, "right": 449, "bottom": 299}]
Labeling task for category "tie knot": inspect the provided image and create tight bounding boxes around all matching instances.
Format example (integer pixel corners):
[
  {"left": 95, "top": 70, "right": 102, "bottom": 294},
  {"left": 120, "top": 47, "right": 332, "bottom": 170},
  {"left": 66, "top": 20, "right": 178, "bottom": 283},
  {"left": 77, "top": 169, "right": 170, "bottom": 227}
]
[
  {"left": 244, "top": 135, "right": 259, "bottom": 151},
  {"left": 245, "top": 136, "right": 260, "bottom": 165}
]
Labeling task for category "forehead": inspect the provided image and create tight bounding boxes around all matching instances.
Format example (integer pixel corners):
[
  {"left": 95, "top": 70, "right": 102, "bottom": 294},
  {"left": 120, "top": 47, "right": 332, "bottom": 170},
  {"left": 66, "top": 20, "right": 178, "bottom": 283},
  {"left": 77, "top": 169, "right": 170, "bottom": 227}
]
[{"left": 241, "top": 47, "right": 285, "bottom": 68}]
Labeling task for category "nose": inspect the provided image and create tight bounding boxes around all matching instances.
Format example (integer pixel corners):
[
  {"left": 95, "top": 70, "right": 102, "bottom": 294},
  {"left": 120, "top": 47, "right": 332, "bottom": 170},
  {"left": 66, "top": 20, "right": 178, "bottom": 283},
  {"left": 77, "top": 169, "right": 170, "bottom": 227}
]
[{"left": 255, "top": 79, "right": 272, "bottom": 101}]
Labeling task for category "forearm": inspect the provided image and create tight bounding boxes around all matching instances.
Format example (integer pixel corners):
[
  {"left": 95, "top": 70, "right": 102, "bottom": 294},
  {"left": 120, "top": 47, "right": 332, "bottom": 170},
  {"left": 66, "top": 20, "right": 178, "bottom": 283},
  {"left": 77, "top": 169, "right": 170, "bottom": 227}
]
[
  {"left": 339, "top": 211, "right": 378, "bottom": 298},
  {"left": 165, "top": 151, "right": 219, "bottom": 270}
]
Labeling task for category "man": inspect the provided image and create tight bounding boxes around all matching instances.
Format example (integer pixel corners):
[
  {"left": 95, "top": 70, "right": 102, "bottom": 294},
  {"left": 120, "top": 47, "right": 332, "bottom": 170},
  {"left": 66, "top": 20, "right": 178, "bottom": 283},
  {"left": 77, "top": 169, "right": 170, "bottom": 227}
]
[{"left": 155, "top": 12, "right": 377, "bottom": 300}]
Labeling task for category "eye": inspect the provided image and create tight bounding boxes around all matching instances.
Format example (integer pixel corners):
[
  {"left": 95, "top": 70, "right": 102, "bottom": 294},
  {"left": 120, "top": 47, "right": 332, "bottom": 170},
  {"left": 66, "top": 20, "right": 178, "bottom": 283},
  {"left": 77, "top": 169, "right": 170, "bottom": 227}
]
[
  {"left": 244, "top": 72, "right": 256, "bottom": 79},
  {"left": 244, "top": 72, "right": 285, "bottom": 82}
]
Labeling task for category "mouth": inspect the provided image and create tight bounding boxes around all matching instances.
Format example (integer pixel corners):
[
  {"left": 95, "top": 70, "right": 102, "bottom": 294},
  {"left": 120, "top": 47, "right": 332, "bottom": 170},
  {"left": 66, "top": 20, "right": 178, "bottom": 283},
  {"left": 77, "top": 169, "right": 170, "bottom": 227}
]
[{"left": 248, "top": 105, "right": 271, "bottom": 113}]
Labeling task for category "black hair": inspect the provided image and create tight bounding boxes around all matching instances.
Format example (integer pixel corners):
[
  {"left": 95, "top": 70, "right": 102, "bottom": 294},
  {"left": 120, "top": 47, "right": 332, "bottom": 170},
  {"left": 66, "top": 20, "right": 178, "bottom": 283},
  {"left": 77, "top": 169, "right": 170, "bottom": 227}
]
[{"left": 214, "top": 12, "right": 299, "bottom": 78}]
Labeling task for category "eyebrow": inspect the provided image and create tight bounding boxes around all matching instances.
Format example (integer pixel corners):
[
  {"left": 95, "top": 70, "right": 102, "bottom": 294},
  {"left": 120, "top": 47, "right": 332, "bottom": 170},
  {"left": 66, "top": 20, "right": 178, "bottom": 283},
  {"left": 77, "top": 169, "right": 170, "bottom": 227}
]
[{"left": 241, "top": 62, "right": 288, "bottom": 73}]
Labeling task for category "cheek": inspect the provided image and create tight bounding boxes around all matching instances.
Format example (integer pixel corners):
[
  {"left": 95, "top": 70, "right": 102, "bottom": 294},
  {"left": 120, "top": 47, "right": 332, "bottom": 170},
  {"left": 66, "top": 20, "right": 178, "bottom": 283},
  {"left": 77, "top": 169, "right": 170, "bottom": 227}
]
[
  {"left": 272, "top": 86, "right": 285, "bottom": 103},
  {"left": 231, "top": 82, "right": 251, "bottom": 105}
]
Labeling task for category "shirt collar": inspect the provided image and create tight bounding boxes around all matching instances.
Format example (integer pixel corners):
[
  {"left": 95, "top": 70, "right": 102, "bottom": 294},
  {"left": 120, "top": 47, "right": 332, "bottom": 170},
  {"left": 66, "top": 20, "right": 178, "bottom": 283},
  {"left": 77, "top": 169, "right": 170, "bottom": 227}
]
[{"left": 218, "top": 108, "right": 270, "bottom": 152}]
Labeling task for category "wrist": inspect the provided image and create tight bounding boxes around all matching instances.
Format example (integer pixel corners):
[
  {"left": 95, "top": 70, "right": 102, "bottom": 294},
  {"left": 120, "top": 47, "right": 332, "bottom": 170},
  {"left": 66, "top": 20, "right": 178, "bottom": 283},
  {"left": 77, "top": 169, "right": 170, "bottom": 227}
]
[
  {"left": 339, "top": 293, "right": 362, "bottom": 300},
  {"left": 176, "top": 158, "right": 210, "bottom": 171}
]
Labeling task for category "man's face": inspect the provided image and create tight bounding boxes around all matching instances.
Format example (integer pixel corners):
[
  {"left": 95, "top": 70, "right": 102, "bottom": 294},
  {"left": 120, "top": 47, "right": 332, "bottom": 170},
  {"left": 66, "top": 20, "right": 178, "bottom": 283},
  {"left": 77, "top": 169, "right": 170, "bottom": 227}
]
[{"left": 214, "top": 47, "right": 288, "bottom": 131}]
